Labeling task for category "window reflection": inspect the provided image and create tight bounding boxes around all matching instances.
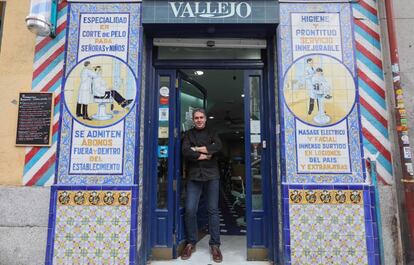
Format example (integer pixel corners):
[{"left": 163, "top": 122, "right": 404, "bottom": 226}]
[
  {"left": 158, "top": 47, "right": 261, "bottom": 60},
  {"left": 157, "top": 76, "right": 170, "bottom": 209},
  {"left": 250, "top": 76, "right": 263, "bottom": 210}
]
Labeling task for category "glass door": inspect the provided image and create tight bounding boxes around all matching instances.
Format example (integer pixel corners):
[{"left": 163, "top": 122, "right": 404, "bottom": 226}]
[
  {"left": 244, "top": 70, "right": 268, "bottom": 260},
  {"left": 151, "top": 70, "right": 176, "bottom": 259},
  {"left": 174, "top": 71, "right": 206, "bottom": 257},
  {"left": 151, "top": 69, "right": 206, "bottom": 259}
]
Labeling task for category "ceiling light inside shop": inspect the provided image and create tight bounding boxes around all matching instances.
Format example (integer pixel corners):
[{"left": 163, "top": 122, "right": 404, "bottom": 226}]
[{"left": 194, "top": 70, "right": 204, "bottom": 76}]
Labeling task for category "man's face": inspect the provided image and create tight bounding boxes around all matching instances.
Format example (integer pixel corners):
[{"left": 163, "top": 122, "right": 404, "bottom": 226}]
[{"left": 193, "top": 111, "right": 206, "bottom": 130}]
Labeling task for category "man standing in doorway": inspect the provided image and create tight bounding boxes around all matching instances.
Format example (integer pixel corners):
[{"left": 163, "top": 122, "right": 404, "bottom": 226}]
[{"left": 181, "top": 108, "right": 223, "bottom": 263}]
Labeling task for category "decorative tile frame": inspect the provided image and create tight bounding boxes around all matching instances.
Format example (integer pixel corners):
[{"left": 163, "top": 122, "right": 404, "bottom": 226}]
[
  {"left": 47, "top": 3, "right": 143, "bottom": 264},
  {"left": 45, "top": 186, "right": 139, "bottom": 265},
  {"left": 278, "top": 3, "right": 382, "bottom": 265},
  {"left": 279, "top": 3, "right": 365, "bottom": 184},
  {"left": 282, "top": 185, "right": 380, "bottom": 265},
  {"left": 45, "top": 1, "right": 146, "bottom": 264},
  {"left": 57, "top": 2, "right": 142, "bottom": 185}
]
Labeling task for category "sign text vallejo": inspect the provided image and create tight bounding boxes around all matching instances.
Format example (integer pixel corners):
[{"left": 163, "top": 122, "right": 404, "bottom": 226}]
[{"left": 169, "top": 2, "right": 252, "bottom": 18}]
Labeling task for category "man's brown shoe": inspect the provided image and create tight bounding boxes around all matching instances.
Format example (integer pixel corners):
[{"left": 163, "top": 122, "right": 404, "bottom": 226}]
[
  {"left": 210, "top": 245, "right": 223, "bottom": 263},
  {"left": 181, "top": 244, "right": 195, "bottom": 260}
]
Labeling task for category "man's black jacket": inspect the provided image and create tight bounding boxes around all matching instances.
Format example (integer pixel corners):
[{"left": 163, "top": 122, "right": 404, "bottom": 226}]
[{"left": 182, "top": 127, "right": 222, "bottom": 181}]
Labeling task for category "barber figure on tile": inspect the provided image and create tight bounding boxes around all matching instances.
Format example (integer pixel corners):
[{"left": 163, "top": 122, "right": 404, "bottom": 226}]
[
  {"left": 76, "top": 60, "right": 97, "bottom": 120},
  {"left": 311, "top": 67, "right": 332, "bottom": 125}
]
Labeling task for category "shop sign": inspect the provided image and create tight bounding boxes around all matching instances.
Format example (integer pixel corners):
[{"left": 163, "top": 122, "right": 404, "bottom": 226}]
[
  {"left": 70, "top": 122, "right": 124, "bottom": 175},
  {"left": 143, "top": 0, "right": 279, "bottom": 24},
  {"left": 78, "top": 13, "right": 129, "bottom": 61},
  {"left": 295, "top": 120, "right": 351, "bottom": 174},
  {"left": 291, "top": 13, "right": 342, "bottom": 61},
  {"left": 169, "top": 2, "right": 251, "bottom": 19}
]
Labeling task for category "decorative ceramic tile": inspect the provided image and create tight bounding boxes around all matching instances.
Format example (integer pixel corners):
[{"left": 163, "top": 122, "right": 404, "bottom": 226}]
[
  {"left": 289, "top": 189, "right": 363, "bottom": 205},
  {"left": 57, "top": 2, "right": 142, "bottom": 185},
  {"left": 53, "top": 191, "right": 131, "bottom": 265},
  {"left": 279, "top": 3, "right": 354, "bottom": 80},
  {"left": 279, "top": 3, "right": 365, "bottom": 184},
  {"left": 289, "top": 189, "right": 368, "bottom": 265}
]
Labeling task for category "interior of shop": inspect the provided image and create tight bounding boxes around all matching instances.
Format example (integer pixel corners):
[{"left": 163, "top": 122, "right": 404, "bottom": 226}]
[{"left": 180, "top": 69, "right": 249, "bottom": 237}]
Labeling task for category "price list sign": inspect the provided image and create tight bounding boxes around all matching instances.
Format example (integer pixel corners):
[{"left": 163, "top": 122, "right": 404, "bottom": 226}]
[{"left": 16, "top": 92, "right": 54, "bottom": 146}]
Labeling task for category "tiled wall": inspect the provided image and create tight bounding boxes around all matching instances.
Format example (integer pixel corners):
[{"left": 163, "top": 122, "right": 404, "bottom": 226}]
[
  {"left": 283, "top": 186, "right": 379, "bottom": 265},
  {"left": 46, "top": 187, "right": 138, "bottom": 264},
  {"left": 278, "top": 2, "right": 382, "bottom": 264},
  {"left": 45, "top": 2, "right": 143, "bottom": 264}
]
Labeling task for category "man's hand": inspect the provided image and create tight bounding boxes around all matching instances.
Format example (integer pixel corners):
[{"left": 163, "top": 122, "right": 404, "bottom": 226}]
[
  {"left": 198, "top": 154, "right": 210, "bottom": 160},
  {"left": 191, "top": 146, "right": 208, "bottom": 154},
  {"left": 197, "top": 146, "right": 208, "bottom": 154}
]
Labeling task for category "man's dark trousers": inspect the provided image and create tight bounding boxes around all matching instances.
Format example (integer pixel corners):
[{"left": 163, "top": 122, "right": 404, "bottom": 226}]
[{"left": 185, "top": 179, "right": 220, "bottom": 246}]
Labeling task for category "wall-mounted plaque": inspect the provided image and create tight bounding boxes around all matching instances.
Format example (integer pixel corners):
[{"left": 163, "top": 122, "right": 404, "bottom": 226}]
[{"left": 16, "top": 92, "right": 54, "bottom": 146}]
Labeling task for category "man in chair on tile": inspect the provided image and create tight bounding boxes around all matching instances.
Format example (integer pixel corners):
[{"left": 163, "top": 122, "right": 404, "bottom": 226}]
[{"left": 92, "top": 66, "right": 133, "bottom": 109}]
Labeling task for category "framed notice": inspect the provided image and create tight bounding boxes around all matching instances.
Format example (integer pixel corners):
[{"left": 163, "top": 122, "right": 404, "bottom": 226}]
[{"left": 16, "top": 92, "right": 54, "bottom": 146}]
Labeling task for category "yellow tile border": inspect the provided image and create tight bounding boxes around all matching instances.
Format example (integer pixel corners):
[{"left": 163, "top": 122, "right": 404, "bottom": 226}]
[
  {"left": 289, "top": 190, "right": 363, "bottom": 205},
  {"left": 57, "top": 190, "right": 131, "bottom": 206}
]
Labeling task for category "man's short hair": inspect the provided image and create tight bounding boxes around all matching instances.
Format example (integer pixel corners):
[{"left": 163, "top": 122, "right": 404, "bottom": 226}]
[
  {"left": 192, "top": 108, "right": 206, "bottom": 118},
  {"left": 84, "top": 61, "right": 90, "bottom": 67},
  {"left": 306, "top": 58, "right": 313, "bottom": 63}
]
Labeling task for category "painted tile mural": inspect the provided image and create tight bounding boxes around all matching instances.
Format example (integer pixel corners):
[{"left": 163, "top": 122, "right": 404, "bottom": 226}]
[
  {"left": 45, "top": 2, "right": 143, "bottom": 264},
  {"left": 57, "top": 2, "right": 142, "bottom": 185},
  {"left": 52, "top": 190, "right": 132, "bottom": 265},
  {"left": 288, "top": 189, "right": 368, "bottom": 265},
  {"left": 279, "top": 3, "right": 365, "bottom": 184},
  {"left": 278, "top": 2, "right": 380, "bottom": 264}
]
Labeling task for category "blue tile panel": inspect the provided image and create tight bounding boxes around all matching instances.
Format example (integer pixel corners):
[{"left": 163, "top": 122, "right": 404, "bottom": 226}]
[
  {"left": 45, "top": 185, "right": 139, "bottom": 265},
  {"left": 282, "top": 184, "right": 380, "bottom": 265},
  {"left": 57, "top": 2, "right": 142, "bottom": 185}
]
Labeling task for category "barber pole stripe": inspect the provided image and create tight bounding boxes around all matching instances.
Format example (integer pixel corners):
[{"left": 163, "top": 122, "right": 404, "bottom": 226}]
[
  {"left": 353, "top": 0, "right": 393, "bottom": 184},
  {"left": 23, "top": 2, "right": 67, "bottom": 186}
]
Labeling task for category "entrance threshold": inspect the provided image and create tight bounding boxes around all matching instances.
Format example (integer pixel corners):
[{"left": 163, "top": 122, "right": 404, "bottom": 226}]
[{"left": 150, "top": 235, "right": 271, "bottom": 265}]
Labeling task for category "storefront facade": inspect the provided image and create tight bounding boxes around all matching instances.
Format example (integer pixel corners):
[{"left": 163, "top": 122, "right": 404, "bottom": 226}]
[{"left": 2, "top": 0, "right": 410, "bottom": 264}]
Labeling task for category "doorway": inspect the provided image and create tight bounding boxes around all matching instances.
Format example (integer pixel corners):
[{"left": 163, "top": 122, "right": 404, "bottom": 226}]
[
  {"left": 145, "top": 39, "right": 276, "bottom": 262},
  {"left": 180, "top": 69, "right": 248, "bottom": 241}
]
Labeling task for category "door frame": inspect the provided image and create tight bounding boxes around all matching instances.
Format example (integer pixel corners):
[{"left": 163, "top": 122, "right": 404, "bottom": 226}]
[
  {"left": 244, "top": 69, "right": 268, "bottom": 260},
  {"left": 142, "top": 36, "right": 280, "bottom": 262}
]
